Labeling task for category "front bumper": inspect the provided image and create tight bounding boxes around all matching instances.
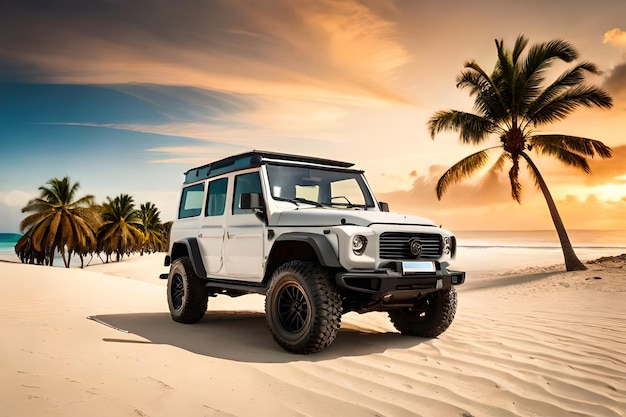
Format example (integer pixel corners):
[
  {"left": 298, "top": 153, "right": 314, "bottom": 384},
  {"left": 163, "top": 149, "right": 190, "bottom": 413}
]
[{"left": 335, "top": 263, "right": 465, "bottom": 299}]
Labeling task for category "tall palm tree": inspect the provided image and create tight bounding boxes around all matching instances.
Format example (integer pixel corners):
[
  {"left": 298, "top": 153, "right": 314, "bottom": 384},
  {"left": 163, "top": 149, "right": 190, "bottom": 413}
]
[
  {"left": 97, "top": 194, "right": 143, "bottom": 262},
  {"left": 19, "top": 177, "right": 97, "bottom": 268},
  {"left": 137, "top": 202, "right": 166, "bottom": 255},
  {"left": 428, "top": 35, "right": 613, "bottom": 271}
]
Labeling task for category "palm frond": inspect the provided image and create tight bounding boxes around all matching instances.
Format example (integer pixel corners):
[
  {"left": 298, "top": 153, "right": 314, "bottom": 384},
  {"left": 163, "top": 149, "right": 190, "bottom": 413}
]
[
  {"left": 531, "top": 135, "right": 612, "bottom": 159},
  {"left": 436, "top": 149, "right": 493, "bottom": 199},
  {"left": 428, "top": 110, "right": 498, "bottom": 144},
  {"left": 21, "top": 197, "right": 53, "bottom": 213},
  {"left": 520, "top": 39, "right": 579, "bottom": 112},
  {"left": 457, "top": 69, "right": 505, "bottom": 120},
  {"left": 523, "top": 39, "right": 578, "bottom": 78},
  {"left": 526, "top": 62, "right": 601, "bottom": 121},
  {"left": 459, "top": 61, "right": 508, "bottom": 121},
  {"left": 529, "top": 136, "right": 591, "bottom": 172},
  {"left": 511, "top": 34, "right": 529, "bottom": 65},
  {"left": 530, "top": 85, "right": 613, "bottom": 126}
]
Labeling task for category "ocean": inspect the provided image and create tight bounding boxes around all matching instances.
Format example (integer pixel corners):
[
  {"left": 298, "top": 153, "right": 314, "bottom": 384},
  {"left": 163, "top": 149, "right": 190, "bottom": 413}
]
[
  {"left": 0, "top": 233, "right": 98, "bottom": 267},
  {"left": 0, "top": 233, "right": 22, "bottom": 253},
  {"left": 456, "top": 229, "right": 626, "bottom": 249}
]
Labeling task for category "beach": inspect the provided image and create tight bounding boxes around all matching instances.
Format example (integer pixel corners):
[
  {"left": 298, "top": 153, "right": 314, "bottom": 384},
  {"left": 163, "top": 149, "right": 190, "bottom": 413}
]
[{"left": 1, "top": 247, "right": 625, "bottom": 416}]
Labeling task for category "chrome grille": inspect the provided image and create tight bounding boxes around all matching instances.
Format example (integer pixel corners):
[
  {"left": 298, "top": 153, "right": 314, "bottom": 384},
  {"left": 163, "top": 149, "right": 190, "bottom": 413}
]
[{"left": 379, "top": 232, "right": 442, "bottom": 260}]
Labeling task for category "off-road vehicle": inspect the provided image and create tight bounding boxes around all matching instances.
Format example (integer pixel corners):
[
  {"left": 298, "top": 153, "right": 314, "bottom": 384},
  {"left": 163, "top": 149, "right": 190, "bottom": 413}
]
[{"left": 163, "top": 151, "right": 465, "bottom": 354}]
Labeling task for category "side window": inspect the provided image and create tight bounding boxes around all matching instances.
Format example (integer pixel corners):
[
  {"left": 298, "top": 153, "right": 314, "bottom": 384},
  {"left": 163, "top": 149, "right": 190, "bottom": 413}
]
[
  {"left": 178, "top": 183, "right": 205, "bottom": 218},
  {"left": 233, "top": 172, "right": 262, "bottom": 215},
  {"left": 206, "top": 178, "right": 228, "bottom": 217}
]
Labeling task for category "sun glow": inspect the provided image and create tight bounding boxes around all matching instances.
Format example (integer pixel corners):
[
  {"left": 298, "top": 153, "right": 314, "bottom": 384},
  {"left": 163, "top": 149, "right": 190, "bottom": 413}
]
[{"left": 561, "top": 182, "right": 626, "bottom": 202}]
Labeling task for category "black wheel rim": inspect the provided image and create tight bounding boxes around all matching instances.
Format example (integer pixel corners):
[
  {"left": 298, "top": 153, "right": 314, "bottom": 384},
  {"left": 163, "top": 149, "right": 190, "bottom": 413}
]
[
  {"left": 171, "top": 274, "right": 184, "bottom": 310},
  {"left": 276, "top": 282, "right": 310, "bottom": 334}
]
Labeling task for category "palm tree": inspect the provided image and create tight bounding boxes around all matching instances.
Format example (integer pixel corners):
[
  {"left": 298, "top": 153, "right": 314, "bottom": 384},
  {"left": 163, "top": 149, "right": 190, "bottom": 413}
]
[
  {"left": 137, "top": 202, "right": 166, "bottom": 255},
  {"left": 19, "top": 177, "right": 97, "bottom": 268},
  {"left": 97, "top": 194, "right": 144, "bottom": 262},
  {"left": 160, "top": 220, "right": 173, "bottom": 252},
  {"left": 428, "top": 35, "right": 613, "bottom": 271}
]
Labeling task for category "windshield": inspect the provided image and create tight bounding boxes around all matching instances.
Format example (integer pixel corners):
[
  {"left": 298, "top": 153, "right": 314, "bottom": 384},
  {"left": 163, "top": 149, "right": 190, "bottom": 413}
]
[{"left": 266, "top": 164, "right": 375, "bottom": 208}]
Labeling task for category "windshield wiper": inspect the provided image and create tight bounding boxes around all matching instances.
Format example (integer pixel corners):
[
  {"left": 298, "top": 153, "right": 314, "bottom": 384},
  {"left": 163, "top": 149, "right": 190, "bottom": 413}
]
[
  {"left": 273, "top": 196, "right": 327, "bottom": 208},
  {"left": 329, "top": 202, "right": 369, "bottom": 210}
]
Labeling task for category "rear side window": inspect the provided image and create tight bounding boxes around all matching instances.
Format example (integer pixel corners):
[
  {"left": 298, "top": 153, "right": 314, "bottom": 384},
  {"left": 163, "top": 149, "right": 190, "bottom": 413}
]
[
  {"left": 233, "top": 172, "right": 262, "bottom": 215},
  {"left": 206, "top": 178, "right": 228, "bottom": 217},
  {"left": 178, "top": 183, "right": 205, "bottom": 218}
]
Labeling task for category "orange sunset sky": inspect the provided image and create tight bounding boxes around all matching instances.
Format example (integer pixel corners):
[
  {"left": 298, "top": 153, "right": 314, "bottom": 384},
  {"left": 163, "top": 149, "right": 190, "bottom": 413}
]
[{"left": 0, "top": 0, "right": 625, "bottom": 232}]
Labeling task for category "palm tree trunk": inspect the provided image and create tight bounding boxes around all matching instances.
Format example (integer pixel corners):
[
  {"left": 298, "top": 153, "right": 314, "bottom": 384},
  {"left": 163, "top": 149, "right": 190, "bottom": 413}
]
[
  {"left": 61, "top": 247, "right": 69, "bottom": 268},
  {"left": 522, "top": 154, "right": 586, "bottom": 271}
]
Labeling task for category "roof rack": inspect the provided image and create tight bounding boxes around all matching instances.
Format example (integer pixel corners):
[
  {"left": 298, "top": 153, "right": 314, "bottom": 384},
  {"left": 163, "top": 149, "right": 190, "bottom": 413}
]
[{"left": 183, "top": 150, "right": 354, "bottom": 183}]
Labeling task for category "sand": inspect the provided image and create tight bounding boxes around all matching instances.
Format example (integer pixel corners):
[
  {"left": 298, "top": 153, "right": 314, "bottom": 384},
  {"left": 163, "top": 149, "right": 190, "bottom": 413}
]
[{"left": 1, "top": 253, "right": 624, "bottom": 417}]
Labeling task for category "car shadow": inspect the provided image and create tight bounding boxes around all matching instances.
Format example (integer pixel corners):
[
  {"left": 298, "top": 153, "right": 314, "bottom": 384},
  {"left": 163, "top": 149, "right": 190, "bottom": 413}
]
[{"left": 89, "top": 311, "right": 425, "bottom": 363}]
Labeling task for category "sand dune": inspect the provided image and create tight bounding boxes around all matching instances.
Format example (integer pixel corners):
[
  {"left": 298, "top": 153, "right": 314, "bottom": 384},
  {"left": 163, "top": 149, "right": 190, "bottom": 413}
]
[{"left": 1, "top": 254, "right": 624, "bottom": 417}]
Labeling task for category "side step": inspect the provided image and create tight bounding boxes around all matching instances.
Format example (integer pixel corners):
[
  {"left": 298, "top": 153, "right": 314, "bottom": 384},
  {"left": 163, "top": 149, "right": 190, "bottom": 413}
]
[{"left": 158, "top": 272, "right": 266, "bottom": 294}]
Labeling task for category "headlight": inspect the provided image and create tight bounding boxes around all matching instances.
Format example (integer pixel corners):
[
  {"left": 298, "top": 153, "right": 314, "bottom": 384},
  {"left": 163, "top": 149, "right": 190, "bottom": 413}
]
[
  {"left": 352, "top": 235, "right": 368, "bottom": 255},
  {"left": 443, "top": 236, "right": 451, "bottom": 255}
]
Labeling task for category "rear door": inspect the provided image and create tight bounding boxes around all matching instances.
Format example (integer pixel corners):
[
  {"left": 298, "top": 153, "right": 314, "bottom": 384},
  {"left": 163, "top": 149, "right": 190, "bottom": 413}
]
[{"left": 198, "top": 177, "right": 228, "bottom": 276}]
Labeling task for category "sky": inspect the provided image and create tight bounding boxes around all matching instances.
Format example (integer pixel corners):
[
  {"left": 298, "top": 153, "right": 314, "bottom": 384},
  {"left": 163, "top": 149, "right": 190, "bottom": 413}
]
[{"left": 1, "top": 0, "right": 626, "bottom": 233}]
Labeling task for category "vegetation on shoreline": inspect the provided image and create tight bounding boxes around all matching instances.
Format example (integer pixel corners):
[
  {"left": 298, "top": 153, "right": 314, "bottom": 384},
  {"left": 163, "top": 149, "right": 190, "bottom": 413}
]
[
  {"left": 428, "top": 34, "right": 613, "bottom": 271},
  {"left": 16, "top": 176, "right": 171, "bottom": 268}
]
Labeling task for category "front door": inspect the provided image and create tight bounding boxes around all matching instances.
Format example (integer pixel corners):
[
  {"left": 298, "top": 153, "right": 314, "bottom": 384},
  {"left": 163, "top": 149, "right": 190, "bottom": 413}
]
[{"left": 223, "top": 171, "right": 264, "bottom": 280}]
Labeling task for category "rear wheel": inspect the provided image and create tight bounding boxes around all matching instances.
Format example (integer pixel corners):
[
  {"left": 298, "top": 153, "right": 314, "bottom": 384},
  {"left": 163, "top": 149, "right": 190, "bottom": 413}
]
[
  {"left": 388, "top": 287, "right": 457, "bottom": 337},
  {"left": 265, "top": 261, "right": 342, "bottom": 354},
  {"left": 167, "top": 257, "right": 209, "bottom": 323}
]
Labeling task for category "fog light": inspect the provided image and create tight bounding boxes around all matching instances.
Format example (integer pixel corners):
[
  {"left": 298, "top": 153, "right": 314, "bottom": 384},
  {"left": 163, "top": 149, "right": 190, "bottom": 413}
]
[{"left": 352, "top": 235, "right": 368, "bottom": 255}]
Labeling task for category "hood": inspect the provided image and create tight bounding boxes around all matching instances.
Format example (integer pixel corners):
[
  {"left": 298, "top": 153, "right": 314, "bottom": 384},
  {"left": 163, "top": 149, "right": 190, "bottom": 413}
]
[{"left": 273, "top": 208, "right": 437, "bottom": 227}]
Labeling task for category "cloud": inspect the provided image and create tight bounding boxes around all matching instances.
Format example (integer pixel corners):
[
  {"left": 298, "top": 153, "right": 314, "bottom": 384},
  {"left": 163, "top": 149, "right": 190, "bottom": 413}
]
[
  {"left": 0, "top": 190, "right": 33, "bottom": 208},
  {"left": 0, "top": 1, "right": 419, "bottom": 165},
  {"left": 603, "top": 61, "right": 626, "bottom": 100},
  {"left": 0, "top": 190, "right": 35, "bottom": 233},
  {"left": 378, "top": 163, "right": 533, "bottom": 214},
  {"left": 377, "top": 149, "right": 626, "bottom": 231},
  {"left": 603, "top": 28, "right": 626, "bottom": 47},
  {"left": 582, "top": 145, "right": 626, "bottom": 187},
  {"left": 0, "top": 0, "right": 412, "bottom": 105}
]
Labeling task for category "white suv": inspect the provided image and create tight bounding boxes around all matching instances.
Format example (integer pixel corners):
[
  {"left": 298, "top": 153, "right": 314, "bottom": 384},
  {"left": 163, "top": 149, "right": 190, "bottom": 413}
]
[{"left": 163, "top": 151, "right": 465, "bottom": 354}]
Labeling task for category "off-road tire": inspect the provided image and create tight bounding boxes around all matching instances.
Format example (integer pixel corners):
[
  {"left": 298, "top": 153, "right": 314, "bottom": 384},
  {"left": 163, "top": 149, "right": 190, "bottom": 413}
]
[
  {"left": 265, "top": 261, "right": 342, "bottom": 354},
  {"left": 388, "top": 287, "right": 457, "bottom": 337},
  {"left": 167, "top": 257, "right": 209, "bottom": 324}
]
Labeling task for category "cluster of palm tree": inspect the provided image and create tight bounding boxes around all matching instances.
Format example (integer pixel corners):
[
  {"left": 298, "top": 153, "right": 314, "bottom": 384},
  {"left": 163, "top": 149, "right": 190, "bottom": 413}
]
[
  {"left": 16, "top": 177, "right": 172, "bottom": 268},
  {"left": 428, "top": 34, "right": 613, "bottom": 271}
]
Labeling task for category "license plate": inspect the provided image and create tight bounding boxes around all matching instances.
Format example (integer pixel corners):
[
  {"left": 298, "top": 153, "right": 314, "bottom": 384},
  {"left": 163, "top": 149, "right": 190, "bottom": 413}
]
[{"left": 401, "top": 261, "right": 435, "bottom": 274}]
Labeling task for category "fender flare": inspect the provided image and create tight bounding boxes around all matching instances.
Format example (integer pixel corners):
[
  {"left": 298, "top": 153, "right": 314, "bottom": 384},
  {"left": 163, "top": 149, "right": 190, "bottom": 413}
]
[
  {"left": 170, "top": 237, "right": 207, "bottom": 278},
  {"left": 273, "top": 232, "right": 341, "bottom": 268}
]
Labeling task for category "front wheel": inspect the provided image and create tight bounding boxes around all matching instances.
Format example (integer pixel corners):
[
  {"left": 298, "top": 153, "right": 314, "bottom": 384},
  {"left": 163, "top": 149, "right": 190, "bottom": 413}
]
[
  {"left": 388, "top": 287, "right": 457, "bottom": 338},
  {"left": 167, "top": 257, "right": 209, "bottom": 324},
  {"left": 265, "top": 261, "right": 342, "bottom": 354}
]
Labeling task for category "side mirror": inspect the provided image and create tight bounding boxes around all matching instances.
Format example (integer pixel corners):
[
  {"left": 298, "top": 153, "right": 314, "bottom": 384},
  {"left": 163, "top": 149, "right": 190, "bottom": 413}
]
[
  {"left": 240, "top": 193, "right": 264, "bottom": 210},
  {"left": 378, "top": 201, "right": 390, "bottom": 212}
]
